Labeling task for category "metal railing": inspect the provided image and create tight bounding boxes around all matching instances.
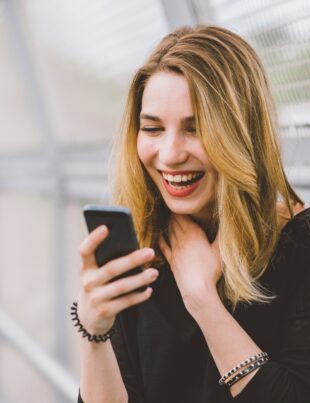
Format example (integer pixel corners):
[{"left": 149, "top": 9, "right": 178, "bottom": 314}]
[{"left": 0, "top": 308, "right": 78, "bottom": 402}]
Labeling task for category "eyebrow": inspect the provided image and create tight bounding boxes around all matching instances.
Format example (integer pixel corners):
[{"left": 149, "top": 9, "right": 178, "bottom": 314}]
[{"left": 139, "top": 113, "right": 195, "bottom": 123}]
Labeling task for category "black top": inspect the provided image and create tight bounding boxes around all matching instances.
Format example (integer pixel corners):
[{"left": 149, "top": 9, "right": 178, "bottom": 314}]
[{"left": 78, "top": 208, "right": 310, "bottom": 403}]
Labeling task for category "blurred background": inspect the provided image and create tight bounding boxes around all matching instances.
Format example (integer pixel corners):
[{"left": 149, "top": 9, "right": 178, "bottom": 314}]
[{"left": 0, "top": 0, "right": 309, "bottom": 402}]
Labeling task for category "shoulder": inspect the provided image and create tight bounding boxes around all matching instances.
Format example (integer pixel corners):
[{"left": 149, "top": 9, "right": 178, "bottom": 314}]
[
  {"left": 279, "top": 207, "right": 310, "bottom": 311},
  {"left": 262, "top": 207, "right": 310, "bottom": 298},
  {"left": 279, "top": 206, "right": 310, "bottom": 251}
]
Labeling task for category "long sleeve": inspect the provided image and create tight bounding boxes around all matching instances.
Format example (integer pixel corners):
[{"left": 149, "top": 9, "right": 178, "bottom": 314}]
[
  {"left": 233, "top": 235, "right": 310, "bottom": 402},
  {"left": 110, "top": 309, "right": 145, "bottom": 403}
]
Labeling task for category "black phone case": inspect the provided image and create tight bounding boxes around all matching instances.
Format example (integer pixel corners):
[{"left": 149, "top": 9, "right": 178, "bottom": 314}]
[{"left": 83, "top": 205, "right": 146, "bottom": 292}]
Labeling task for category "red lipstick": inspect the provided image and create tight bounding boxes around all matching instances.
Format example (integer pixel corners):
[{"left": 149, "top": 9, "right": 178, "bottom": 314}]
[{"left": 161, "top": 174, "right": 204, "bottom": 197}]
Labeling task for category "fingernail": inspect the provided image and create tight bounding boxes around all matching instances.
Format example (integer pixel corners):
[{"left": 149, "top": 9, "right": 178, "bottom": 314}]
[
  {"left": 150, "top": 269, "right": 159, "bottom": 278},
  {"left": 98, "top": 225, "right": 107, "bottom": 234},
  {"left": 142, "top": 248, "right": 155, "bottom": 258}
]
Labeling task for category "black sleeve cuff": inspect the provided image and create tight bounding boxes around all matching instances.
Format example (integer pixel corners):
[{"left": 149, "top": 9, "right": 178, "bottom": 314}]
[
  {"left": 78, "top": 390, "right": 84, "bottom": 403},
  {"left": 233, "top": 361, "right": 310, "bottom": 403}
]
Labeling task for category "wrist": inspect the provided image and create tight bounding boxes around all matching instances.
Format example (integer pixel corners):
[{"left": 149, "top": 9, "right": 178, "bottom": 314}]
[
  {"left": 71, "top": 301, "right": 115, "bottom": 343},
  {"left": 183, "top": 284, "right": 220, "bottom": 318}
]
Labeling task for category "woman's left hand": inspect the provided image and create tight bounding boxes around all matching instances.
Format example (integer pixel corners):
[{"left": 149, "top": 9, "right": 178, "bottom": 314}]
[{"left": 159, "top": 214, "right": 222, "bottom": 314}]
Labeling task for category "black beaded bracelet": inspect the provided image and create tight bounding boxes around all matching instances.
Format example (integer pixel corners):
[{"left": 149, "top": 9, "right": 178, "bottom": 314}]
[
  {"left": 225, "top": 356, "right": 269, "bottom": 387},
  {"left": 70, "top": 301, "right": 115, "bottom": 343},
  {"left": 218, "top": 352, "right": 268, "bottom": 385}
]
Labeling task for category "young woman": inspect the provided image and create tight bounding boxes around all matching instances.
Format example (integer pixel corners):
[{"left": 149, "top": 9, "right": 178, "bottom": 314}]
[{"left": 74, "top": 25, "right": 310, "bottom": 402}]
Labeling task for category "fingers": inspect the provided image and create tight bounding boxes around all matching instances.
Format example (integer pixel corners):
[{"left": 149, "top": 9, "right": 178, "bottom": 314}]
[
  {"left": 81, "top": 247, "right": 155, "bottom": 291},
  {"left": 109, "top": 287, "right": 154, "bottom": 314},
  {"left": 160, "top": 215, "right": 189, "bottom": 257},
  {"left": 171, "top": 214, "right": 191, "bottom": 230},
  {"left": 79, "top": 225, "right": 109, "bottom": 269},
  {"left": 92, "top": 268, "right": 159, "bottom": 301},
  {"left": 168, "top": 214, "right": 195, "bottom": 242},
  {"left": 79, "top": 247, "right": 157, "bottom": 333},
  {"left": 95, "top": 287, "right": 154, "bottom": 319},
  {"left": 99, "top": 248, "right": 155, "bottom": 284}
]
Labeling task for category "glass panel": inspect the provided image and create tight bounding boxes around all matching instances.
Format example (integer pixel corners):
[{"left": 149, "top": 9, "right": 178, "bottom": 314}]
[
  {"left": 1, "top": 345, "right": 54, "bottom": 403},
  {"left": 17, "top": 0, "right": 168, "bottom": 145},
  {"left": 0, "top": 193, "right": 54, "bottom": 335},
  {"left": 0, "top": 8, "right": 41, "bottom": 153},
  {"left": 192, "top": 0, "right": 310, "bottom": 126},
  {"left": 0, "top": 192, "right": 54, "bottom": 402}
]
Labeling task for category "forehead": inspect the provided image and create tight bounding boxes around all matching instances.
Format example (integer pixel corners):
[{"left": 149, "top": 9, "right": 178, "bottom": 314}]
[{"left": 141, "top": 72, "right": 193, "bottom": 118}]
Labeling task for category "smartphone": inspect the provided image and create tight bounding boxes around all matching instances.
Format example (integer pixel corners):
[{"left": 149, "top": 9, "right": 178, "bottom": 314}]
[{"left": 83, "top": 205, "right": 147, "bottom": 292}]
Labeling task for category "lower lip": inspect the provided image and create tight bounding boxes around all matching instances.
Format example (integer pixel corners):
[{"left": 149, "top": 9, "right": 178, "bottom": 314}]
[{"left": 162, "top": 175, "right": 204, "bottom": 197}]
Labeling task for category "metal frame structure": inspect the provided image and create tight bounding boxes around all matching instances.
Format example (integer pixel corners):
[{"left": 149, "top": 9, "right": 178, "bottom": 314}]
[
  {"left": 0, "top": 308, "right": 78, "bottom": 402},
  {"left": 161, "top": 0, "right": 197, "bottom": 28}
]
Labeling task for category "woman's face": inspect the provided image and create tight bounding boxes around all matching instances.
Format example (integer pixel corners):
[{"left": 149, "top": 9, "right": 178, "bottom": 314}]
[{"left": 137, "top": 71, "right": 218, "bottom": 223}]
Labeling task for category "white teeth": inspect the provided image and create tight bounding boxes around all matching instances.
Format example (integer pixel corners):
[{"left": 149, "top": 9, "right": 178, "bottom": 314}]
[
  {"left": 162, "top": 172, "right": 202, "bottom": 182},
  {"left": 169, "top": 183, "right": 188, "bottom": 189},
  {"left": 174, "top": 175, "right": 182, "bottom": 183}
]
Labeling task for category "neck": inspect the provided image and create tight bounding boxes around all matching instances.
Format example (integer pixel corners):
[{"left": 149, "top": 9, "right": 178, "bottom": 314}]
[{"left": 191, "top": 207, "right": 218, "bottom": 242}]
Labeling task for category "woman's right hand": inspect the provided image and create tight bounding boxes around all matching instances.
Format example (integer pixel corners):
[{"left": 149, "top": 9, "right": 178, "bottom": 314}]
[{"left": 78, "top": 225, "right": 158, "bottom": 336}]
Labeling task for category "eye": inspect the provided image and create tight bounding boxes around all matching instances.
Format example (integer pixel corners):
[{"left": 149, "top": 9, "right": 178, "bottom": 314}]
[
  {"left": 140, "top": 127, "right": 162, "bottom": 134},
  {"left": 186, "top": 127, "right": 196, "bottom": 134}
]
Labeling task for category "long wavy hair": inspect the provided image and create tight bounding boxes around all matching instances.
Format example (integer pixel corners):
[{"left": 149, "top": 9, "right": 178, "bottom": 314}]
[{"left": 111, "top": 25, "right": 302, "bottom": 310}]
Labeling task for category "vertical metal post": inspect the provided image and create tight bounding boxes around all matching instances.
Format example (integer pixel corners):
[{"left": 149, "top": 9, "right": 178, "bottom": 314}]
[
  {"left": 160, "top": 0, "right": 198, "bottom": 29},
  {"left": 2, "top": 1, "right": 68, "bottom": 402},
  {"left": 2, "top": 0, "right": 56, "bottom": 153},
  {"left": 189, "top": 0, "right": 215, "bottom": 24}
]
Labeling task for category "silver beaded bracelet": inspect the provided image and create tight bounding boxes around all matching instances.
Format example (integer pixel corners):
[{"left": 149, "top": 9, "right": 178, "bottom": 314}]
[
  {"left": 225, "top": 356, "right": 269, "bottom": 387},
  {"left": 218, "top": 352, "right": 269, "bottom": 386}
]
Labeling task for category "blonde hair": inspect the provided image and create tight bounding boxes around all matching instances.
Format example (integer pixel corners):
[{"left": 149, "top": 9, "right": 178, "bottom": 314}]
[{"left": 112, "top": 25, "right": 302, "bottom": 310}]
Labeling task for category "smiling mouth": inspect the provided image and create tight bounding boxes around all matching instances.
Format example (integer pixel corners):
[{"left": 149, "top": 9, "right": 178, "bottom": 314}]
[{"left": 161, "top": 171, "right": 205, "bottom": 189}]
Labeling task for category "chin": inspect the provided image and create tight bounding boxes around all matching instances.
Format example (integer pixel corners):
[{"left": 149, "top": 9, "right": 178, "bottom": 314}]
[
  {"left": 164, "top": 197, "right": 216, "bottom": 223},
  {"left": 165, "top": 201, "right": 202, "bottom": 216}
]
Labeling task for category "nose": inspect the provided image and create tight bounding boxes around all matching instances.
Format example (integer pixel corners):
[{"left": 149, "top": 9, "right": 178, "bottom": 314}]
[{"left": 158, "top": 132, "right": 189, "bottom": 167}]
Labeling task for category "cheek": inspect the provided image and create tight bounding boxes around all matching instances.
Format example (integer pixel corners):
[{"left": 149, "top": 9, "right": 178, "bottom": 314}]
[
  {"left": 137, "top": 134, "right": 156, "bottom": 167},
  {"left": 200, "top": 154, "right": 219, "bottom": 185}
]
